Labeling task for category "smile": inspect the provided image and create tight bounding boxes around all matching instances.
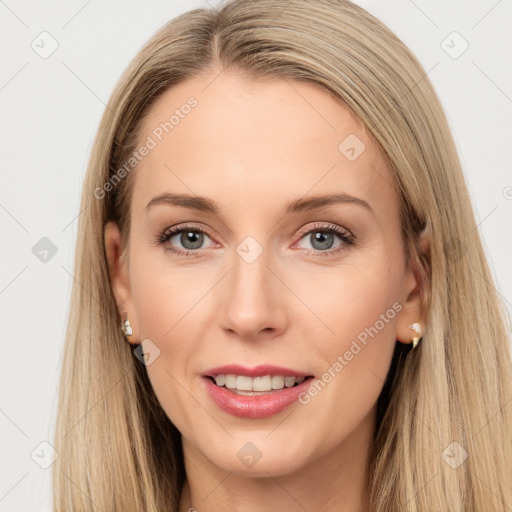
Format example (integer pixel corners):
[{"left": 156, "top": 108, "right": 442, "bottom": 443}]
[
  {"left": 210, "top": 374, "right": 306, "bottom": 394},
  {"left": 201, "top": 364, "right": 315, "bottom": 418}
]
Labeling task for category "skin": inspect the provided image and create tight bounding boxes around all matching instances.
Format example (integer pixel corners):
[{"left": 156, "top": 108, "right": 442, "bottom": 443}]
[{"left": 105, "top": 68, "right": 429, "bottom": 512}]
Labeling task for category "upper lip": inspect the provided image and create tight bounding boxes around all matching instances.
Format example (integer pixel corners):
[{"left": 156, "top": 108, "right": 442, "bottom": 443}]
[{"left": 202, "top": 364, "right": 313, "bottom": 378}]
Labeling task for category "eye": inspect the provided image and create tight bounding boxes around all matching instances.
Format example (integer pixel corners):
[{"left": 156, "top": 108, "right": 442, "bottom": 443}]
[
  {"left": 156, "top": 223, "right": 217, "bottom": 256},
  {"left": 155, "top": 221, "right": 355, "bottom": 257},
  {"left": 294, "top": 222, "right": 355, "bottom": 256}
]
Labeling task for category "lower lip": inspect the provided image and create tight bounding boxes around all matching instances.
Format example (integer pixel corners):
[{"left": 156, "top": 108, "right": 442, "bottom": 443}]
[{"left": 202, "top": 376, "right": 314, "bottom": 419}]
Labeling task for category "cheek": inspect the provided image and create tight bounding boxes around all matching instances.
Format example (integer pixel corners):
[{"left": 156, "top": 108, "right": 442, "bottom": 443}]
[
  {"left": 293, "top": 253, "right": 402, "bottom": 349},
  {"left": 291, "top": 257, "right": 402, "bottom": 431},
  {"left": 129, "top": 246, "right": 214, "bottom": 343},
  {"left": 128, "top": 250, "right": 218, "bottom": 429}
]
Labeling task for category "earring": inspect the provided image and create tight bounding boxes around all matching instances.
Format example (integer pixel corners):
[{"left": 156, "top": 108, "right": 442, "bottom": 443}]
[
  {"left": 121, "top": 312, "right": 133, "bottom": 338},
  {"left": 408, "top": 322, "right": 422, "bottom": 349}
]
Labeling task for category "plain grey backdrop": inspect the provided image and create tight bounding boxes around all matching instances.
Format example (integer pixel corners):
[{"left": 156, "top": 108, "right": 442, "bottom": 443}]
[{"left": 1, "top": 0, "right": 511, "bottom": 510}]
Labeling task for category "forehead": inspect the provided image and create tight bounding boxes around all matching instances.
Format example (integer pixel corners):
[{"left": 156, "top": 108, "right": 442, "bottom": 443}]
[{"left": 130, "top": 70, "right": 398, "bottom": 221}]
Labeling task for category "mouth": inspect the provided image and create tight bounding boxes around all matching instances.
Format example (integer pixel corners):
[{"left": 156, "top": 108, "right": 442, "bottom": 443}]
[{"left": 201, "top": 365, "right": 315, "bottom": 418}]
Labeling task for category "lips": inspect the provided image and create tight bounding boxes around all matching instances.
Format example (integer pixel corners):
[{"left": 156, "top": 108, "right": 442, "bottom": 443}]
[
  {"left": 201, "top": 364, "right": 315, "bottom": 418},
  {"left": 203, "top": 364, "right": 311, "bottom": 378}
]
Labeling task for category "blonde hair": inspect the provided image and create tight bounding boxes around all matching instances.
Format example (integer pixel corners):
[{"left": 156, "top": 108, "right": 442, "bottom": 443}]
[{"left": 53, "top": 0, "right": 512, "bottom": 510}]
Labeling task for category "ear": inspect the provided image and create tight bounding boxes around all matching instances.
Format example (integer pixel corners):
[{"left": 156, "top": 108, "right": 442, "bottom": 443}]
[
  {"left": 396, "top": 226, "right": 430, "bottom": 346},
  {"left": 104, "top": 221, "right": 139, "bottom": 344}
]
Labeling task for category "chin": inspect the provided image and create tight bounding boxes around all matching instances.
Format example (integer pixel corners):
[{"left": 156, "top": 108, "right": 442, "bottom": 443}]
[{"left": 198, "top": 432, "right": 317, "bottom": 477}]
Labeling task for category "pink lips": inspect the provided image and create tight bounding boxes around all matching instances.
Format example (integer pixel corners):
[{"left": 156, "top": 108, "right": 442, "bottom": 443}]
[
  {"left": 203, "top": 364, "right": 310, "bottom": 378},
  {"left": 201, "top": 364, "right": 314, "bottom": 419}
]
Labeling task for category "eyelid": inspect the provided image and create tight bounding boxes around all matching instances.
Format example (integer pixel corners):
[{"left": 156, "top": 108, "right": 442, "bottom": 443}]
[
  {"left": 294, "top": 221, "right": 353, "bottom": 240},
  {"left": 159, "top": 222, "right": 217, "bottom": 243},
  {"left": 160, "top": 221, "right": 352, "bottom": 240}
]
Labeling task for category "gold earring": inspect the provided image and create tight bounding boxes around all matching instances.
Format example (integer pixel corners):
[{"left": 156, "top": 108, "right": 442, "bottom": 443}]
[
  {"left": 121, "top": 312, "right": 133, "bottom": 339},
  {"left": 408, "top": 322, "right": 422, "bottom": 349}
]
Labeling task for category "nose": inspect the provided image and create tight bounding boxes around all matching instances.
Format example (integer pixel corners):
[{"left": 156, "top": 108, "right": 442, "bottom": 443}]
[{"left": 218, "top": 248, "right": 289, "bottom": 342}]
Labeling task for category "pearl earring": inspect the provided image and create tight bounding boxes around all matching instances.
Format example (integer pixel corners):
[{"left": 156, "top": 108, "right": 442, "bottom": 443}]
[
  {"left": 121, "top": 312, "right": 133, "bottom": 338},
  {"left": 408, "top": 322, "right": 422, "bottom": 349}
]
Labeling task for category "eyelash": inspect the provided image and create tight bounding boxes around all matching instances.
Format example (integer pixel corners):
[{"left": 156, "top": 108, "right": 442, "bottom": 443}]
[{"left": 155, "top": 221, "right": 355, "bottom": 258}]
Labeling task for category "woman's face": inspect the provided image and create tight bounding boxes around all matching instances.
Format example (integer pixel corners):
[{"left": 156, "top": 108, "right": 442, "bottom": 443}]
[{"left": 106, "top": 68, "right": 424, "bottom": 477}]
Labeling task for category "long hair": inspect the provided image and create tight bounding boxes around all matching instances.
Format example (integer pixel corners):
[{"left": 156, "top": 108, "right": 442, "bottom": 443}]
[{"left": 53, "top": 0, "right": 512, "bottom": 509}]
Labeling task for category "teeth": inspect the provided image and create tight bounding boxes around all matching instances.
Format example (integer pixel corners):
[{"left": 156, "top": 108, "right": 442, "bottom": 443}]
[
  {"left": 224, "top": 374, "right": 237, "bottom": 388},
  {"left": 271, "top": 375, "right": 284, "bottom": 389},
  {"left": 253, "top": 376, "right": 272, "bottom": 391},
  {"left": 212, "top": 374, "right": 308, "bottom": 391},
  {"left": 284, "top": 376, "right": 296, "bottom": 387},
  {"left": 236, "top": 375, "right": 253, "bottom": 391}
]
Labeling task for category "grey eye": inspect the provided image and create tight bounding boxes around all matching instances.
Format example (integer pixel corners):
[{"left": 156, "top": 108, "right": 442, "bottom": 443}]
[
  {"left": 174, "top": 230, "right": 205, "bottom": 250},
  {"left": 309, "top": 231, "right": 335, "bottom": 251}
]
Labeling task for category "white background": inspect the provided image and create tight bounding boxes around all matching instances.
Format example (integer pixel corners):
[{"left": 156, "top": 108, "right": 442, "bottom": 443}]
[{"left": 1, "top": 1, "right": 511, "bottom": 510}]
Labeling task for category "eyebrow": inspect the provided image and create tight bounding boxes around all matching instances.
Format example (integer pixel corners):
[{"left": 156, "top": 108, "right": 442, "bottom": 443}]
[{"left": 145, "top": 192, "right": 374, "bottom": 215}]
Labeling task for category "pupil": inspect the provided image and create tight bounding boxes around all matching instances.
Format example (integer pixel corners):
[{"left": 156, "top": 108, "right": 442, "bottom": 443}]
[{"left": 311, "top": 231, "right": 334, "bottom": 250}]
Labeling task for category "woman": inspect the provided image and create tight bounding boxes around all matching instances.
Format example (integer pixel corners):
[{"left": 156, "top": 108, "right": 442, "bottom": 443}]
[{"left": 52, "top": 0, "right": 512, "bottom": 510}]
